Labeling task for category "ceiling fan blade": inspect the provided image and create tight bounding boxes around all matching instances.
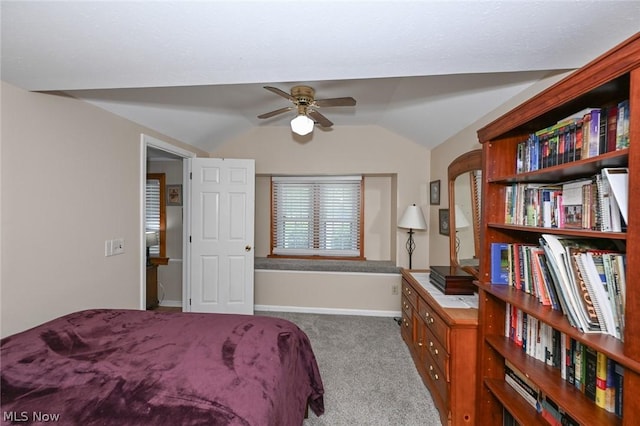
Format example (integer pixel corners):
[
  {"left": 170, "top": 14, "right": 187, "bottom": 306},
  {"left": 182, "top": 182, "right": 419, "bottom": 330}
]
[
  {"left": 314, "top": 97, "right": 356, "bottom": 108},
  {"left": 307, "top": 110, "right": 333, "bottom": 128},
  {"left": 257, "top": 106, "right": 293, "bottom": 119},
  {"left": 263, "top": 86, "right": 296, "bottom": 103}
]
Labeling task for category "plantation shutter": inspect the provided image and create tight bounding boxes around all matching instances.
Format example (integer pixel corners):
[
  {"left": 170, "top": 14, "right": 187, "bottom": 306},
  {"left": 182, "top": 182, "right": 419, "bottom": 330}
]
[
  {"left": 272, "top": 176, "right": 362, "bottom": 257},
  {"left": 146, "top": 178, "right": 161, "bottom": 255}
]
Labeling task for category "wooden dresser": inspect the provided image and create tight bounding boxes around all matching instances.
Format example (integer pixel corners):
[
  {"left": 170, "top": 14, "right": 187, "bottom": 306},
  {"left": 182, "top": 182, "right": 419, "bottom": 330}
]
[{"left": 400, "top": 268, "right": 478, "bottom": 425}]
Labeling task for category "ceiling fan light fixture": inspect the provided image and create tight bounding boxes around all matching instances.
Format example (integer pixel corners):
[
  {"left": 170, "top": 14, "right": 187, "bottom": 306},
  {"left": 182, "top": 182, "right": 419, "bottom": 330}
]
[{"left": 290, "top": 114, "right": 314, "bottom": 135}]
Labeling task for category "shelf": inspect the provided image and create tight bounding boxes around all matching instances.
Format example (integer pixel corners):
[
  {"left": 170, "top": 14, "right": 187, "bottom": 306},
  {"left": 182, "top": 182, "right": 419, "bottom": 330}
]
[
  {"left": 478, "top": 284, "right": 640, "bottom": 374},
  {"left": 484, "top": 378, "right": 547, "bottom": 426},
  {"left": 486, "top": 223, "right": 627, "bottom": 240},
  {"left": 487, "top": 334, "right": 622, "bottom": 425},
  {"left": 488, "top": 149, "right": 629, "bottom": 183}
]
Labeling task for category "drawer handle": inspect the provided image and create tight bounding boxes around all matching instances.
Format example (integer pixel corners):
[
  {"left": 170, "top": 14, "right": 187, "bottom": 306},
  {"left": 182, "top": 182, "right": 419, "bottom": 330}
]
[
  {"left": 429, "top": 341, "right": 439, "bottom": 356},
  {"left": 418, "top": 341, "right": 423, "bottom": 347},
  {"left": 425, "top": 313, "right": 435, "bottom": 324},
  {"left": 429, "top": 365, "right": 439, "bottom": 381},
  {"left": 404, "top": 319, "right": 409, "bottom": 327}
]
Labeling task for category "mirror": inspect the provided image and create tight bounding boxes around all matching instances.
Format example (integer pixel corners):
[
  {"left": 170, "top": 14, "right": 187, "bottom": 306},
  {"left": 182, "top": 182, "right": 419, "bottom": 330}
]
[{"left": 448, "top": 149, "right": 482, "bottom": 278}]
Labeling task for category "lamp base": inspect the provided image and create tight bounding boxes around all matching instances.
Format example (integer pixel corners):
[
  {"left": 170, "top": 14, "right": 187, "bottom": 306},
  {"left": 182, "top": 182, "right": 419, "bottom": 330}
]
[{"left": 406, "top": 229, "right": 416, "bottom": 269}]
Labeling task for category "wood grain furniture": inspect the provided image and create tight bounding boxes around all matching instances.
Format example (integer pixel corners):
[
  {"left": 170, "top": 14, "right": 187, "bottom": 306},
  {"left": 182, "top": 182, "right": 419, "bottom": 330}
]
[
  {"left": 475, "top": 34, "right": 640, "bottom": 425},
  {"left": 146, "top": 263, "right": 158, "bottom": 309},
  {"left": 400, "top": 269, "right": 478, "bottom": 425},
  {"left": 429, "top": 265, "right": 475, "bottom": 295}
]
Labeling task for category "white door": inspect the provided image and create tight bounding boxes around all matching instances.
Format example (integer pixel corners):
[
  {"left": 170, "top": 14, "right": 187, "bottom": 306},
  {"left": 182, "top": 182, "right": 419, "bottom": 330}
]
[{"left": 188, "top": 158, "right": 255, "bottom": 314}]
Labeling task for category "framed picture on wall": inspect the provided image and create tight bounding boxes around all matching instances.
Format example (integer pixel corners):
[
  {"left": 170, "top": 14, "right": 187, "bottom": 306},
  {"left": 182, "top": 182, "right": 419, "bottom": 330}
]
[
  {"left": 167, "top": 184, "right": 183, "bottom": 206},
  {"left": 439, "top": 208, "right": 450, "bottom": 235},
  {"left": 430, "top": 180, "right": 440, "bottom": 205}
]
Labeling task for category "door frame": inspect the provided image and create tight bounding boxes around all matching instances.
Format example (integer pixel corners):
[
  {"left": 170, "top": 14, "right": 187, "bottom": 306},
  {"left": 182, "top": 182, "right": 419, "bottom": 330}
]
[{"left": 139, "top": 134, "right": 196, "bottom": 310}]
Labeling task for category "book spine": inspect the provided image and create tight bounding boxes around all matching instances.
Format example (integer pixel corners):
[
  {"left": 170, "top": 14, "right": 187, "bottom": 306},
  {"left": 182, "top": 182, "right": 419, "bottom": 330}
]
[
  {"left": 595, "top": 351, "right": 607, "bottom": 408},
  {"left": 614, "top": 362, "right": 624, "bottom": 417},
  {"left": 491, "top": 242, "right": 509, "bottom": 284},
  {"left": 584, "top": 346, "right": 597, "bottom": 401},
  {"left": 616, "top": 100, "right": 629, "bottom": 149},
  {"left": 606, "top": 105, "right": 618, "bottom": 153},
  {"left": 587, "top": 109, "right": 601, "bottom": 158}
]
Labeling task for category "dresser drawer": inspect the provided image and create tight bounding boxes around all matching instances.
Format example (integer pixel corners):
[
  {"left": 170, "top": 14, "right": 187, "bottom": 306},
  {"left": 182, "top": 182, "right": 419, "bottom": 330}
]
[
  {"left": 401, "top": 295, "right": 413, "bottom": 317},
  {"left": 425, "top": 331, "right": 450, "bottom": 382},
  {"left": 401, "top": 311, "right": 413, "bottom": 342},
  {"left": 425, "top": 355, "right": 449, "bottom": 410},
  {"left": 419, "top": 299, "right": 450, "bottom": 349},
  {"left": 402, "top": 279, "right": 418, "bottom": 309}
]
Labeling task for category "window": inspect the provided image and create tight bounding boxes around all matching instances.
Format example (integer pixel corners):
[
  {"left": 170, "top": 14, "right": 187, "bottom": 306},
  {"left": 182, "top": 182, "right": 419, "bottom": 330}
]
[
  {"left": 146, "top": 173, "right": 166, "bottom": 258},
  {"left": 271, "top": 176, "right": 364, "bottom": 258}
]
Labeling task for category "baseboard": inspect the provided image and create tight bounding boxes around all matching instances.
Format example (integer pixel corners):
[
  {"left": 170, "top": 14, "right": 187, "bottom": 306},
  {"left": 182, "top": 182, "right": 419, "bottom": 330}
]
[
  {"left": 159, "top": 300, "right": 182, "bottom": 308},
  {"left": 255, "top": 304, "right": 401, "bottom": 318}
]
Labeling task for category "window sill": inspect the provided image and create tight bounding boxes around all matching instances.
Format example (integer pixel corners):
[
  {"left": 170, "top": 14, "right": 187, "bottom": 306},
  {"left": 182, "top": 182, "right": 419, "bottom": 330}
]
[{"left": 254, "top": 257, "right": 400, "bottom": 274}]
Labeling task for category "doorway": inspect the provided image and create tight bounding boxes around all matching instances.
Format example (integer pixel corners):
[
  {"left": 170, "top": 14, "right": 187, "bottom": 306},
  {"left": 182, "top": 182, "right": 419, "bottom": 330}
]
[{"left": 140, "top": 134, "right": 195, "bottom": 311}]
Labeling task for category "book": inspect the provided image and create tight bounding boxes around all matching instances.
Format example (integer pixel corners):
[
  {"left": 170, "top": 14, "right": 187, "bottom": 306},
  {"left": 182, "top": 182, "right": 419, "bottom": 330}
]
[
  {"left": 539, "top": 236, "right": 582, "bottom": 329},
  {"left": 541, "top": 393, "right": 562, "bottom": 426},
  {"left": 584, "top": 346, "right": 598, "bottom": 401},
  {"left": 605, "top": 357, "right": 616, "bottom": 413},
  {"left": 505, "top": 361, "right": 541, "bottom": 412},
  {"left": 536, "top": 251, "right": 561, "bottom": 311},
  {"left": 616, "top": 99, "right": 630, "bottom": 149},
  {"left": 491, "top": 243, "right": 510, "bottom": 284},
  {"left": 606, "top": 105, "right": 618, "bottom": 153},
  {"left": 595, "top": 351, "right": 607, "bottom": 408},
  {"left": 602, "top": 167, "right": 629, "bottom": 226},
  {"left": 574, "top": 341, "right": 585, "bottom": 392},
  {"left": 583, "top": 108, "right": 601, "bottom": 158},
  {"left": 593, "top": 252, "right": 622, "bottom": 339},
  {"left": 561, "top": 179, "right": 591, "bottom": 229},
  {"left": 541, "top": 235, "right": 596, "bottom": 333},
  {"left": 613, "top": 362, "right": 624, "bottom": 417}
]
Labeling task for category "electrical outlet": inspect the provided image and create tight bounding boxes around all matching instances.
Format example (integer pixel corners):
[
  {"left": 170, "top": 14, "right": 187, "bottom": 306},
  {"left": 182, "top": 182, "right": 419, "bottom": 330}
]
[
  {"left": 112, "top": 238, "right": 125, "bottom": 255},
  {"left": 392, "top": 283, "right": 399, "bottom": 295},
  {"left": 104, "top": 240, "right": 113, "bottom": 257}
]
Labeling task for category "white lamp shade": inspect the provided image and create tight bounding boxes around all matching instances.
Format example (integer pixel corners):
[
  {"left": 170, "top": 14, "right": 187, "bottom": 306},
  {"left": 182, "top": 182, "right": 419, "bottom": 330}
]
[
  {"left": 398, "top": 204, "right": 427, "bottom": 230},
  {"left": 290, "top": 114, "right": 314, "bottom": 135},
  {"left": 455, "top": 204, "right": 470, "bottom": 229},
  {"left": 146, "top": 231, "right": 159, "bottom": 247}
]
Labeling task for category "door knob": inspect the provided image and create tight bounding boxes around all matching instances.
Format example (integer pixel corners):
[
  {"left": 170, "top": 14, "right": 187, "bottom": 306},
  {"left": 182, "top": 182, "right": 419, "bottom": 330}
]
[{"left": 245, "top": 245, "right": 252, "bottom": 252}]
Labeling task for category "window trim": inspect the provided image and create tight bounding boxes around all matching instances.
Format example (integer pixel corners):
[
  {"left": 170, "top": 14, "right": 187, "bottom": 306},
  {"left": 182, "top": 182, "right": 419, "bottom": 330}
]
[
  {"left": 146, "top": 173, "right": 167, "bottom": 259},
  {"left": 269, "top": 176, "right": 365, "bottom": 260}
]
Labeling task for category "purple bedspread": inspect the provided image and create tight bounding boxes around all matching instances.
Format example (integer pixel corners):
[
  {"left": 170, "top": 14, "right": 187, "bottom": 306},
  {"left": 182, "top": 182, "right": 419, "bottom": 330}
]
[{"left": 0, "top": 309, "right": 324, "bottom": 425}]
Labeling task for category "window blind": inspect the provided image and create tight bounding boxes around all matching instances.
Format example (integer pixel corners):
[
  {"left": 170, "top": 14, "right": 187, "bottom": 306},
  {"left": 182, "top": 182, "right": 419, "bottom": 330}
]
[
  {"left": 146, "top": 179, "right": 161, "bottom": 255},
  {"left": 272, "top": 176, "right": 362, "bottom": 257}
]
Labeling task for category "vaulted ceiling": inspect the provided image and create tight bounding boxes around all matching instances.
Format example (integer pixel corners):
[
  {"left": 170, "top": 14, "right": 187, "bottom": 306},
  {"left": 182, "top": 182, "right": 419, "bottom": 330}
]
[{"left": 2, "top": 1, "right": 639, "bottom": 152}]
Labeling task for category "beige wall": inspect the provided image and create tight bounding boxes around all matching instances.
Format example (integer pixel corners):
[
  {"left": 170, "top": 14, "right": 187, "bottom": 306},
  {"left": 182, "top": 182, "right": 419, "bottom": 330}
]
[
  {"left": 212, "top": 126, "right": 429, "bottom": 313},
  {"left": 0, "top": 82, "right": 206, "bottom": 337}
]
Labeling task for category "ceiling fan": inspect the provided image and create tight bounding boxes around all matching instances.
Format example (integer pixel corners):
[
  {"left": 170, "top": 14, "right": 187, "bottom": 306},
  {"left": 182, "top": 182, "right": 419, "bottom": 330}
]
[{"left": 257, "top": 85, "right": 356, "bottom": 135}]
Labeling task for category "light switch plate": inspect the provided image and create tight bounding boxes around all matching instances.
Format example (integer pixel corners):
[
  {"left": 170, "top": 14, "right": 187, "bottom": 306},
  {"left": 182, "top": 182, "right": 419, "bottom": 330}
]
[{"left": 112, "top": 238, "right": 125, "bottom": 255}]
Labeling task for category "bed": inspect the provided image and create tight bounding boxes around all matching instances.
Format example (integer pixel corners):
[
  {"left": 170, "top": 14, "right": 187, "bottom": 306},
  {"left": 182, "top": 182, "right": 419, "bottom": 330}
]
[{"left": 0, "top": 309, "right": 324, "bottom": 425}]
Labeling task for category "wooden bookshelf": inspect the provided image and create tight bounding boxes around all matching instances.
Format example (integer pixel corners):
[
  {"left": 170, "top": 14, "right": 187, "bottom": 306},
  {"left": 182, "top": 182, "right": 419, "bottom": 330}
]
[{"left": 475, "top": 33, "right": 640, "bottom": 425}]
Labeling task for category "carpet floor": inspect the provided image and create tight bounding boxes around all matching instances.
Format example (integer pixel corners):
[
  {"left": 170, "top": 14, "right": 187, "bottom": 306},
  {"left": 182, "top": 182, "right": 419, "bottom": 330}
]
[{"left": 258, "top": 311, "right": 442, "bottom": 426}]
